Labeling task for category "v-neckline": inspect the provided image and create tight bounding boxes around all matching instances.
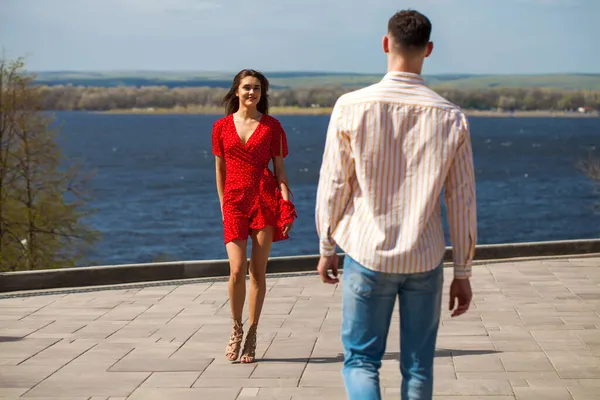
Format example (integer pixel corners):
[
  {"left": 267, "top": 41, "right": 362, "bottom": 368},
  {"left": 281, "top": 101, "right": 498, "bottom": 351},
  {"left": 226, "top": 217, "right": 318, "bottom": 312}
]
[{"left": 232, "top": 113, "right": 263, "bottom": 148}]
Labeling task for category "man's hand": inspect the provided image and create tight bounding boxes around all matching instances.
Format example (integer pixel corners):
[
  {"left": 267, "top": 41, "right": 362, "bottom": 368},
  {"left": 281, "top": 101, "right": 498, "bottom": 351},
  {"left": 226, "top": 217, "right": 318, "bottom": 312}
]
[
  {"left": 449, "top": 278, "right": 472, "bottom": 317},
  {"left": 317, "top": 254, "right": 339, "bottom": 284}
]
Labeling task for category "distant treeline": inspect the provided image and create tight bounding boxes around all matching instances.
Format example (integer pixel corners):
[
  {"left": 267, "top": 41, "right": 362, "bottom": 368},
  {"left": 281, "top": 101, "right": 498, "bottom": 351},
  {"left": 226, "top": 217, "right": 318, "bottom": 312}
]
[{"left": 36, "top": 85, "right": 600, "bottom": 112}]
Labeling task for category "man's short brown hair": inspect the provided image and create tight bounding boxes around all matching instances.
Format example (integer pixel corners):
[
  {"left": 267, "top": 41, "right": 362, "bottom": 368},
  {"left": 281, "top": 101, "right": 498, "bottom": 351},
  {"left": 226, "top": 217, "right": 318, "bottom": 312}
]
[{"left": 388, "top": 9, "right": 432, "bottom": 51}]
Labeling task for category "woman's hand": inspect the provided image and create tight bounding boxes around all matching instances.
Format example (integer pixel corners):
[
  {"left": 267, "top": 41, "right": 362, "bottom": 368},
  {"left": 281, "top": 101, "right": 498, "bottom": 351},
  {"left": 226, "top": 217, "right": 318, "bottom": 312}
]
[{"left": 283, "top": 221, "right": 294, "bottom": 236}]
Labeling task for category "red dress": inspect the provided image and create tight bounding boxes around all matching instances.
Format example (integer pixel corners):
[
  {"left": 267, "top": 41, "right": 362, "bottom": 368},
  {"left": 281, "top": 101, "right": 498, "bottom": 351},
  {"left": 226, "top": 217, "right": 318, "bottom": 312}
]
[{"left": 212, "top": 114, "right": 294, "bottom": 244}]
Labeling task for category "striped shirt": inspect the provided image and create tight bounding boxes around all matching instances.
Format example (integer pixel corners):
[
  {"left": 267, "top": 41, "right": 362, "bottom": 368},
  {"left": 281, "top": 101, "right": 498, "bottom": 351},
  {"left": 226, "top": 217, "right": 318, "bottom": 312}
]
[{"left": 315, "top": 71, "right": 477, "bottom": 279}]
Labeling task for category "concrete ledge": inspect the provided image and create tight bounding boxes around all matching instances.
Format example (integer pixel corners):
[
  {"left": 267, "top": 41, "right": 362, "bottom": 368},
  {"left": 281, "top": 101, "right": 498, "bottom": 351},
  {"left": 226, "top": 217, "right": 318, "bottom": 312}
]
[{"left": 1, "top": 238, "right": 600, "bottom": 293}]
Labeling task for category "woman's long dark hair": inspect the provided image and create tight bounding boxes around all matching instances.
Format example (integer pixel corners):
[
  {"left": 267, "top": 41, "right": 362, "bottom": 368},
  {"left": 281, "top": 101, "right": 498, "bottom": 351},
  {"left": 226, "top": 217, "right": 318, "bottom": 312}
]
[{"left": 222, "top": 69, "right": 270, "bottom": 115}]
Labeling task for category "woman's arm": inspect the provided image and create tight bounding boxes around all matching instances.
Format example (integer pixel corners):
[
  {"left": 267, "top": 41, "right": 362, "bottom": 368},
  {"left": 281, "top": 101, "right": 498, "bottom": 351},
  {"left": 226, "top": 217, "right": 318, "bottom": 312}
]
[
  {"left": 273, "top": 155, "right": 289, "bottom": 202},
  {"left": 274, "top": 154, "right": 294, "bottom": 235},
  {"left": 271, "top": 121, "right": 294, "bottom": 234},
  {"left": 215, "top": 156, "right": 226, "bottom": 216}
]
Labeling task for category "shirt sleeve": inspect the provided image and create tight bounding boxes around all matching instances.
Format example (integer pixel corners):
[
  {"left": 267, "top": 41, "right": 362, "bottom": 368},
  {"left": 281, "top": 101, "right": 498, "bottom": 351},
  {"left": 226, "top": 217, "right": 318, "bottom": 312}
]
[
  {"left": 315, "top": 100, "right": 355, "bottom": 256},
  {"left": 444, "top": 112, "right": 478, "bottom": 279},
  {"left": 212, "top": 120, "right": 223, "bottom": 157},
  {"left": 271, "top": 121, "right": 289, "bottom": 158}
]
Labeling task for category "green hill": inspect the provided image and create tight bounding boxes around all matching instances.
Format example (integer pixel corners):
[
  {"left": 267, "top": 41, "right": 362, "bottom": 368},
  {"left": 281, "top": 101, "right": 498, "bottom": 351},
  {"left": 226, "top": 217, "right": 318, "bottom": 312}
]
[
  {"left": 429, "top": 74, "right": 600, "bottom": 91},
  {"left": 30, "top": 71, "right": 600, "bottom": 91}
]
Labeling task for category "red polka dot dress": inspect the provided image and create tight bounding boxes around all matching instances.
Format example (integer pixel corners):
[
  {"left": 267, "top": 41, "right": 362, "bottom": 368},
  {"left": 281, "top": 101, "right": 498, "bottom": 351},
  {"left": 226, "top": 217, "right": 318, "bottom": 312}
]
[{"left": 212, "top": 114, "right": 295, "bottom": 244}]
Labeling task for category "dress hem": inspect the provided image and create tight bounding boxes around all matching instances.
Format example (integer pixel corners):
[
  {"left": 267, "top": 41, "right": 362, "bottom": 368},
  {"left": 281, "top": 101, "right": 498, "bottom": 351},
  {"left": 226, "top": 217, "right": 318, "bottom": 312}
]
[{"left": 223, "top": 224, "right": 289, "bottom": 245}]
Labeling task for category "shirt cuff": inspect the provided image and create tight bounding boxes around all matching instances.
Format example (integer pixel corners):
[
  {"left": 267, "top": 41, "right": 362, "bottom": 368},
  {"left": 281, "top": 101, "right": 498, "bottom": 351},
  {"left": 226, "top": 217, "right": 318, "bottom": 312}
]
[
  {"left": 453, "top": 264, "right": 472, "bottom": 279},
  {"left": 319, "top": 239, "right": 337, "bottom": 256}
]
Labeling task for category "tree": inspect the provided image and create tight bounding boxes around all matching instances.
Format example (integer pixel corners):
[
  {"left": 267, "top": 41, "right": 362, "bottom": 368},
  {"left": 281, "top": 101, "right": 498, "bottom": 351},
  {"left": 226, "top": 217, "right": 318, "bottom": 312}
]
[{"left": 0, "top": 58, "right": 99, "bottom": 272}]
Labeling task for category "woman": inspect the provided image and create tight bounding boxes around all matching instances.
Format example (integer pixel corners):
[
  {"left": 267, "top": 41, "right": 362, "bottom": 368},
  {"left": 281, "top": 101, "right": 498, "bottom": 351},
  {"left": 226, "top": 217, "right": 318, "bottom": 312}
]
[{"left": 212, "top": 69, "right": 297, "bottom": 363}]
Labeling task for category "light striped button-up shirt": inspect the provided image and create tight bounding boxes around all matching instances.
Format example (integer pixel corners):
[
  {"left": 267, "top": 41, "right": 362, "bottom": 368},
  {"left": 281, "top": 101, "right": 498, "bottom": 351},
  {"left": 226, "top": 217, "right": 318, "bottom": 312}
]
[{"left": 315, "top": 71, "right": 477, "bottom": 279}]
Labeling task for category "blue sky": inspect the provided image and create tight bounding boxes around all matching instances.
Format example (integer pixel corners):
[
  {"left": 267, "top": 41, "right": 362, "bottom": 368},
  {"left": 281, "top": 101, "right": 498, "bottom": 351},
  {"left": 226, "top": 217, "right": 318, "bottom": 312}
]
[{"left": 1, "top": 0, "right": 597, "bottom": 74}]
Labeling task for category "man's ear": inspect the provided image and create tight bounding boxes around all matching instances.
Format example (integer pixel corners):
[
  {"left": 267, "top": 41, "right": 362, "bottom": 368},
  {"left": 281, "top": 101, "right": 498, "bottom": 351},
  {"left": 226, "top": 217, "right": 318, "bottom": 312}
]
[
  {"left": 425, "top": 41, "right": 434, "bottom": 58},
  {"left": 382, "top": 35, "right": 390, "bottom": 54}
]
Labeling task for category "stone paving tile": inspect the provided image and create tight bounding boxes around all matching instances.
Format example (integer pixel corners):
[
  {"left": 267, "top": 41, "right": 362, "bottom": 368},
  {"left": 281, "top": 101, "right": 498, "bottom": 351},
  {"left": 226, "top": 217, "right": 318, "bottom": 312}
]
[
  {"left": 1, "top": 255, "right": 599, "bottom": 399},
  {"left": 0, "top": 320, "right": 54, "bottom": 340},
  {"left": 20, "top": 339, "right": 97, "bottom": 368},
  {"left": 27, "top": 306, "right": 109, "bottom": 321},
  {"left": 569, "top": 383, "right": 600, "bottom": 400},
  {"left": 24, "top": 321, "right": 88, "bottom": 339},
  {"left": 0, "top": 388, "right": 27, "bottom": 398},
  {"left": 97, "top": 304, "right": 151, "bottom": 321},
  {"left": 14, "top": 397, "right": 90, "bottom": 400},
  {"left": 512, "top": 387, "right": 574, "bottom": 399},
  {"left": 427, "top": 397, "right": 515, "bottom": 400},
  {"left": 251, "top": 363, "right": 307, "bottom": 380},
  {"left": 500, "top": 351, "right": 556, "bottom": 372},
  {"left": 257, "top": 387, "right": 346, "bottom": 398},
  {"left": 109, "top": 344, "right": 213, "bottom": 373},
  {"left": 125, "top": 387, "right": 241, "bottom": 400},
  {"left": 21, "top": 371, "right": 150, "bottom": 398},
  {"left": 140, "top": 372, "right": 201, "bottom": 388},
  {"left": 0, "top": 338, "right": 60, "bottom": 366},
  {"left": 0, "top": 366, "right": 58, "bottom": 389},
  {"left": 193, "top": 378, "right": 299, "bottom": 389},
  {"left": 299, "top": 369, "right": 343, "bottom": 387},
  {"left": 452, "top": 353, "right": 504, "bottom": 372},
  {"left": 433, "top": 379, "right": 514, "bottom": 396},
  {"left": 200, "top": 363, "right": 257, "bottom": 379},
  {"left": 546, "top": 351, "right": 600, "bottom": 379},
  {"left": 457, "top": 371, "right": 561, "bottom": 380},
  {"left": 55, "top": 342, "right": 135, "bottom": 374},
  {"left": 527, "top": 379, "right": 581, "bottom": 387}
]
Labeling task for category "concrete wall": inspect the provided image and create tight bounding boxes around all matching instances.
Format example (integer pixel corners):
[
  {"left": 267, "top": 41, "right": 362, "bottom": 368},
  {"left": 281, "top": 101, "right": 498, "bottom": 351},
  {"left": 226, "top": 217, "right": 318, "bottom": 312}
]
[{"left": 1, "top": 239, "right": 599, "bottom": 293}]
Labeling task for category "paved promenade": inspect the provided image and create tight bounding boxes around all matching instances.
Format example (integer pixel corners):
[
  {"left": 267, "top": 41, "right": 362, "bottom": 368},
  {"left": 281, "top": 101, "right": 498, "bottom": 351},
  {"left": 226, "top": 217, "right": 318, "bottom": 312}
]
[{"left": 1, "top": 255, "right": 600, "bottom": 399}]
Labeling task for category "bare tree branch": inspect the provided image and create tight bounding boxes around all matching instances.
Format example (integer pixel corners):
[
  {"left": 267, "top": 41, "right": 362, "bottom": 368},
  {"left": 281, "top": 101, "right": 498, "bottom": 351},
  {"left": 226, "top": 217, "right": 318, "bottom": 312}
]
[{"left": 577, "top": 153, "right": 600, "bottom": 214}]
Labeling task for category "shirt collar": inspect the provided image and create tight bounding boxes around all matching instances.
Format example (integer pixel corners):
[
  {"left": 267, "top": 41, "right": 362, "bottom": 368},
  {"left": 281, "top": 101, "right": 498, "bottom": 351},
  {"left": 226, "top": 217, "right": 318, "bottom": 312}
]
[{"left": 382, "top": 71, "right": 425, "bottom": 85}]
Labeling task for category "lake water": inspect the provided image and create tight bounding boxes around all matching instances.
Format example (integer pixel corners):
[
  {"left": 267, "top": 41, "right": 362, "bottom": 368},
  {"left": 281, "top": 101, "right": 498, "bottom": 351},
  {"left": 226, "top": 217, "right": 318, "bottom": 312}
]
[{"left": 53, "top": 112, "right": 600, "bottom": 265}]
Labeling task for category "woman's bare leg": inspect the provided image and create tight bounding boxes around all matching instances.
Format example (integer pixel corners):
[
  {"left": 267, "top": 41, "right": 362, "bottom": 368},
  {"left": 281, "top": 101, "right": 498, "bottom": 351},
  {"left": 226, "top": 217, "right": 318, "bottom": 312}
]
[
  {"left": 226, "top": 239, "right": 248, "bottom": 320},
  {"left": 241, "top": 226, "right": 274, "bottom": 363},
  {"left": 225, "top": 239, "right": 247, "bottom": 361}
]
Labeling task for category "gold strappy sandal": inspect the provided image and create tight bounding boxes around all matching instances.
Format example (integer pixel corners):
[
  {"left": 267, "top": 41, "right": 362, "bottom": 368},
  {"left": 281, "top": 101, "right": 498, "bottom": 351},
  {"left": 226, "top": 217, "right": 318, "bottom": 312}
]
[
  {"left": 240, "top": 323, "right": 257, "bottom": 363},
  {"left": 225, "top": 318, "right": 243, "bottom": 361}
]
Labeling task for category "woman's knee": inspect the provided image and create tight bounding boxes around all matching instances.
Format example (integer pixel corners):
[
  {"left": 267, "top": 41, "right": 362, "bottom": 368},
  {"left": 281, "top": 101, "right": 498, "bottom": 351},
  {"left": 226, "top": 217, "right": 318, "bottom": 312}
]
[
  {"left": 230, "top": 264, "right": 246, "bottom": 283},
  {"left": 249, "top": 267, "right": 266, "bottom": 286}
]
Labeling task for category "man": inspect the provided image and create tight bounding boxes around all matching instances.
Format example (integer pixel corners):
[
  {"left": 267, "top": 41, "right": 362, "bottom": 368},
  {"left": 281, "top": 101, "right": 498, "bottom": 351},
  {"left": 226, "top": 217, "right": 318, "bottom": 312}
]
[{"left": 315, "top": 9, "right": 477, "bottom": 400}]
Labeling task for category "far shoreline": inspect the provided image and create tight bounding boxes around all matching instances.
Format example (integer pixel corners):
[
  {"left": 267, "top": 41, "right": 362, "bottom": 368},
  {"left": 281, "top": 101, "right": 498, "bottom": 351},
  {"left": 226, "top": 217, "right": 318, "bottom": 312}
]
[{"left": 95, "top": 106, "right": 599, "bottom": 118}]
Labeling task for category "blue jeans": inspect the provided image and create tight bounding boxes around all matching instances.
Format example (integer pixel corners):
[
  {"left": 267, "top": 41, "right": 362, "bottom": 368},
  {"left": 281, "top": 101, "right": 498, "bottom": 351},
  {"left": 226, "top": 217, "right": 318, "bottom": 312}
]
[{"left": 341, "top": 255, "right": 444, "bottom": 400}]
